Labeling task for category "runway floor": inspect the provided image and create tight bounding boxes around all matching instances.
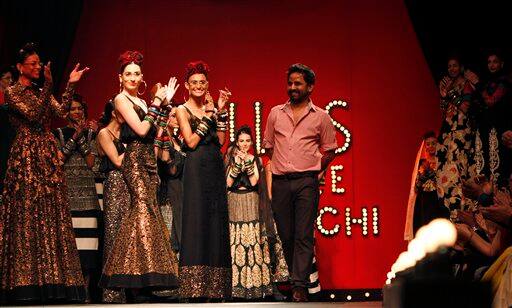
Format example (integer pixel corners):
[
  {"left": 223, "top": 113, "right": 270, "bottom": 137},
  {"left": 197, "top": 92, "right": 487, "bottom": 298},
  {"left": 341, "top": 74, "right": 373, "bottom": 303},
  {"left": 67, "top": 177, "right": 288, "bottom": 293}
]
[{"left": 12, "top": 302, "right": 382, "bottom": 308}]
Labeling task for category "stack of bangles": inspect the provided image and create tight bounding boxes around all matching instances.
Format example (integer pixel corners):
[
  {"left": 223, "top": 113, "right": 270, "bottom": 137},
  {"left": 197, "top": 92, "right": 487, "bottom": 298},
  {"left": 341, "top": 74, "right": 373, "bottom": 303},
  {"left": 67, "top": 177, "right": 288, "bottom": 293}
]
[
  {"left": 156, "top": 109, "right": 169, "bottom": 129},
  {"left": 62, "top": 138, "right": 77, "bottom": 156},
  {"left": 195, "top": 116, "right": 214, "bottom": 138},
  {"left": 77, "top": 134, "right": 91, "bottom": 156},
  {"left": 144, "top": 99, "right": 162, "bottom": 124},
  {"left": 229, "top": 161, "right": 243, "bottom": 179},
  {"left": 244, "top": 159, "right": 255, "bottom": 176},
  {"left": 216, "top": 109, "right": 229, "bottom": 132},
  {"left": 154, "top": 132, "right": 172, "bottom": 150}
]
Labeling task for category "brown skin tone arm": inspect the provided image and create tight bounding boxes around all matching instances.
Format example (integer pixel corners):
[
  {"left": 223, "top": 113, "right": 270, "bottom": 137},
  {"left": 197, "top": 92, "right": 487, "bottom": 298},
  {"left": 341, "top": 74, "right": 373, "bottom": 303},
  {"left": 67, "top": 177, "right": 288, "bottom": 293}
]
[
  {"left": 85, "top": 153, "right": 95, "bottom": 169},
  {"left": 321, "top": 149, "right": 336, "bottom": 172},
  {"left": 176, "top": 107, "right": 202, "bottom": 150},
  {"left": 97, "top": 129, "right": 124, "bottom": 168},
  {"left": 265, "top": 160, "right": 273, "bottom": 200}
]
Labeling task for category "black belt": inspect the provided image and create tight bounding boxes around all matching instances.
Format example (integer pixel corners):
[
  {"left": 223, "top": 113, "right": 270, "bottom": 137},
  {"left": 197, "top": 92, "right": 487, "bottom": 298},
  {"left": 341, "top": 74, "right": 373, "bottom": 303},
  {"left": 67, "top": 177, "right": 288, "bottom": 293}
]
[{"left": 272, "top": 171, "right": 318, "bottom": 180}]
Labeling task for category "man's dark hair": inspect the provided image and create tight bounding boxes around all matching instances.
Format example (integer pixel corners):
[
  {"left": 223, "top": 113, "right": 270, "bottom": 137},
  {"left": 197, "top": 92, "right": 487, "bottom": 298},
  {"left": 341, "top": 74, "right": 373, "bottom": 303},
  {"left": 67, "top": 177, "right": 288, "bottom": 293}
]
[{"left": 287, "top": 63, "right": 316, "bottom": 85}]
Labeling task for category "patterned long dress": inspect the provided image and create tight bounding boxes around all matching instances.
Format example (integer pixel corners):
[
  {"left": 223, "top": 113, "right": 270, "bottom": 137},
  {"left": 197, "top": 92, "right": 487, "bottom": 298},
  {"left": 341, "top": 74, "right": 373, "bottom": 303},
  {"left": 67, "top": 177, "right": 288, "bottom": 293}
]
[
  {"left": 472, "top": 72, "right": 512, "bottom": 189},
  {"left": 0, "top": 81, "right": 85, "bottom": 303},
  {"left": 436, "top": 78, "right": 476, "bottom": 212},
  {"left": 99, "top": 98, "right": 178, "bottom": 289},
  {"left": 99, "top": 134, "right": 130, "bottom": 303},
  {"left": 54, "top": 127, "right": 101, "bottom": 275},
  {"left": 226, "top": 157, "right": 289, "bottom": 299}
]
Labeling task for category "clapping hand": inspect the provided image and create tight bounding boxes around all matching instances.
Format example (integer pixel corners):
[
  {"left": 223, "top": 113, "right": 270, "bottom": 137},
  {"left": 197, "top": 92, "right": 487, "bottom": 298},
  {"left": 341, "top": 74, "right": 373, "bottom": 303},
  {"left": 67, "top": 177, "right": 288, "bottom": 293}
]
[
  {"left": 455, "top": 223, "right": 473, "bottom": 242},
  {"left": 479, "top": 190, "right": 512, "bottom": 226},
  {"left": 166, "top": 77, "right": 180, "bottom": 103},
  {"left": 494, "top": 189, "right": 512, "bottom": 208},
  {"left": 217, "top": 87, "right": 232, "bottom": 111},
  {"left": 72, "top": 120, "right": 88, "bottom": 139},
  {"left": 234, "top": 148, "right": 246, "bottom": 169},
  {"left": 44, "top": 61, "right": 53, "bottom": 84},
  {"left": 153, "top": 83, "right": 168, "bottom": 107},
  {"left": 88, "top": 120, "right": 99, "bottom": 132},
  {"left": 69, "top": 63, "right": 90, "bottom": 84},
  {"left": 439, "top": 76, "right": 452, "bottom": 98},
  {"left": 464, "top": 69, "right": 479, "bottom": 86},
  {"left": 456, "top": 210, "right": 477, "bottom": 229},
  {"left": 462, "top": 175, "right": 487, "bottom": 199}
]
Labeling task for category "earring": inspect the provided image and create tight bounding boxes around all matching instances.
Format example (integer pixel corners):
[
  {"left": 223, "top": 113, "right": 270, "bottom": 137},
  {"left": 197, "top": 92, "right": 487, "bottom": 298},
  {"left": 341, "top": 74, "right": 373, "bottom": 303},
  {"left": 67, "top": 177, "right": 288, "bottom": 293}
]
[
  {"left": 119, "top": 82, "right": 123, "bottom": 93},
  {"left": 138, "top": 80, "right": 147, "bottom": 96}
]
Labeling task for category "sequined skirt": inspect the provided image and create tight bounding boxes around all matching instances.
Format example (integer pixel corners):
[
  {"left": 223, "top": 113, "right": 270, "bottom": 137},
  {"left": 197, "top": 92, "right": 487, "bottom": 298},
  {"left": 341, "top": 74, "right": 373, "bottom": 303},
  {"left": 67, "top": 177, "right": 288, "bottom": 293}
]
[
  {"left": 0, "top": 130, "right": 85, "bottom": 303},
  {"left": 228, "top": 191, "right": 289, "bottom": 299},
  {"left": 101, "top": 170, "right": 130, "bottom": 303},
  {"left": 99, "top": 140, "right": 178, "bottom": 289}
]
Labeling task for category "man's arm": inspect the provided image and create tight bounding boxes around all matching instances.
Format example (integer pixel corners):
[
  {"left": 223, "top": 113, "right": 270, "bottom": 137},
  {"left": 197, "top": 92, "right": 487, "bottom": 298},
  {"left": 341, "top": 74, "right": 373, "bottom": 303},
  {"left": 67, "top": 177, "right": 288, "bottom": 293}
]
[
  {"left": 320, "top": 149, "right": 336, "bottom": 172},
  {"left": 318, "top": 112, "right": 338, "bottom": 177},
  {"left": 262, "top": 108, "right": 276, "bottom": 160}
]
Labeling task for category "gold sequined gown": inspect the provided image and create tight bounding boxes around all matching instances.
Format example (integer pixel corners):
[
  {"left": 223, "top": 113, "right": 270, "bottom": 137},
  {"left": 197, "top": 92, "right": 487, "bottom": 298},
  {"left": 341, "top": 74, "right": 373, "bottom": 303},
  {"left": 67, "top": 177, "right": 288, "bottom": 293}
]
[
  {"left": 99, "top": 135, "right": 130, "bottom": 303},
  {"left": 0, "top": 81, "right": 85, "bottom": 303},
  {"left": 99, "top": 99, "right": 178, "bottom": 289}
]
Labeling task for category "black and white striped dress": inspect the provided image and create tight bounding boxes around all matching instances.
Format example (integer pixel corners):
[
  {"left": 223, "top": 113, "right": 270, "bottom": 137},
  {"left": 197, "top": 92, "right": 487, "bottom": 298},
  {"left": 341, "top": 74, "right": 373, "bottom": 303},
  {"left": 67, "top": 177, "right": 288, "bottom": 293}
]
[{"left": 55, "top": 127, "right": 101, "bottom": 272}]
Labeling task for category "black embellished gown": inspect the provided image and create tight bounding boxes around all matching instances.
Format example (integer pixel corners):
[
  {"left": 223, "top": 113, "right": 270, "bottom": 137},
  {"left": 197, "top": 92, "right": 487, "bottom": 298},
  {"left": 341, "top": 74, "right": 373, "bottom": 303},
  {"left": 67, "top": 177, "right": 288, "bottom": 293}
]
[{"left": 178, "top": 105, "right": 231, "bottom": 299}]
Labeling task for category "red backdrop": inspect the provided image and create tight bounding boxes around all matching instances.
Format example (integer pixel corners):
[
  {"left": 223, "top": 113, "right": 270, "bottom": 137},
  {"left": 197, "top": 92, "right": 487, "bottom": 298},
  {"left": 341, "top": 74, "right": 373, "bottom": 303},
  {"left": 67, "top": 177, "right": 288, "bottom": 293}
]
[{"left": 65, "top": 0, "right": 440, "bottom": 289}]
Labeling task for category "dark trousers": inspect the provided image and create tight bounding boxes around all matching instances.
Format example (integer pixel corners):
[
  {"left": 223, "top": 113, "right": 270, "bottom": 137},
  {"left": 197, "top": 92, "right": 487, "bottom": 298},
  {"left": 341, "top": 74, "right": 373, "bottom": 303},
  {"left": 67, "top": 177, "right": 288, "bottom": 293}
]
[{"left": 271, "top": 172, "right": 319, "bottom": 288}]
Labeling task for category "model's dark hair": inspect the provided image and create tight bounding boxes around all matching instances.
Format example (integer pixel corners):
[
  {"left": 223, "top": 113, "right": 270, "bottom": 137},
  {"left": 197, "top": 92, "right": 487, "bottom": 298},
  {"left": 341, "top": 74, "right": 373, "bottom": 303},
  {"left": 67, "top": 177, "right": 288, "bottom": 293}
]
[
  {"left": 118, "top": 50, "right": 144, "bottom": 73},
  {"left": 287, "top": 63, "right": 316, "bottom": 85},
  {"left": 68, "top": 93, "right": 88, "bottom": 119},
  {"left": 423, "top": 130, "right": 437, "bottom": 140},
  {"left": 224, "top": 125, "right": 257, "bottom": 168},
  {"left": 486, "top": 48, "right": 505, "bottom": 62},
  {"left": 98, "top": 98, "right": 115, "bottom": 127},
  {"left": 185, "top": 60, "right": 209, "bottom": 81},
  {"left": 17, "top": 42, "right": 38, "bottom": 64},
  {"left": 234, "top": 125, "right": 252, "bottom": 142}
]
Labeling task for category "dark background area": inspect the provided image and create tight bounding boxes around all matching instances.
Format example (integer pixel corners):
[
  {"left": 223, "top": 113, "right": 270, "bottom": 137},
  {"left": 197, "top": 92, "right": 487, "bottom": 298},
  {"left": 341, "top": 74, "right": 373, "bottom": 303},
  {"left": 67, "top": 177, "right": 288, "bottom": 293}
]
[
  {"left": 1, "top": 0, "right": 510, "bottom": 88},
  {"left": 405, "top": 0, "right": 512, "bottom": 81}
]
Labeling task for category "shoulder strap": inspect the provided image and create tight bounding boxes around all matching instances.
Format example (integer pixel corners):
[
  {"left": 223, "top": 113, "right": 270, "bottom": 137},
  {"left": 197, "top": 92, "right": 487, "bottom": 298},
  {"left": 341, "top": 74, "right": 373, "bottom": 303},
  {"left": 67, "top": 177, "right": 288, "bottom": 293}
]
[
  {"left": 106, "top": 128, "right": 117, "bottom": 140},
  {"left": 123, "top": 94, "right": 137, "bottom": 105},
  {"left": 181, "top": 104, "right": 194, "bottom": 117}
]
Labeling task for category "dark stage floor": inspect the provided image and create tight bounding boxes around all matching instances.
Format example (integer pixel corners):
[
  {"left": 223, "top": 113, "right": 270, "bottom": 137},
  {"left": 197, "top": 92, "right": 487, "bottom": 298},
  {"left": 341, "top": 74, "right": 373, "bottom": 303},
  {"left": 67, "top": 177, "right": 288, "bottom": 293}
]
[{"left": 13, "top": 302, "right": 382, "bottom": 307}]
